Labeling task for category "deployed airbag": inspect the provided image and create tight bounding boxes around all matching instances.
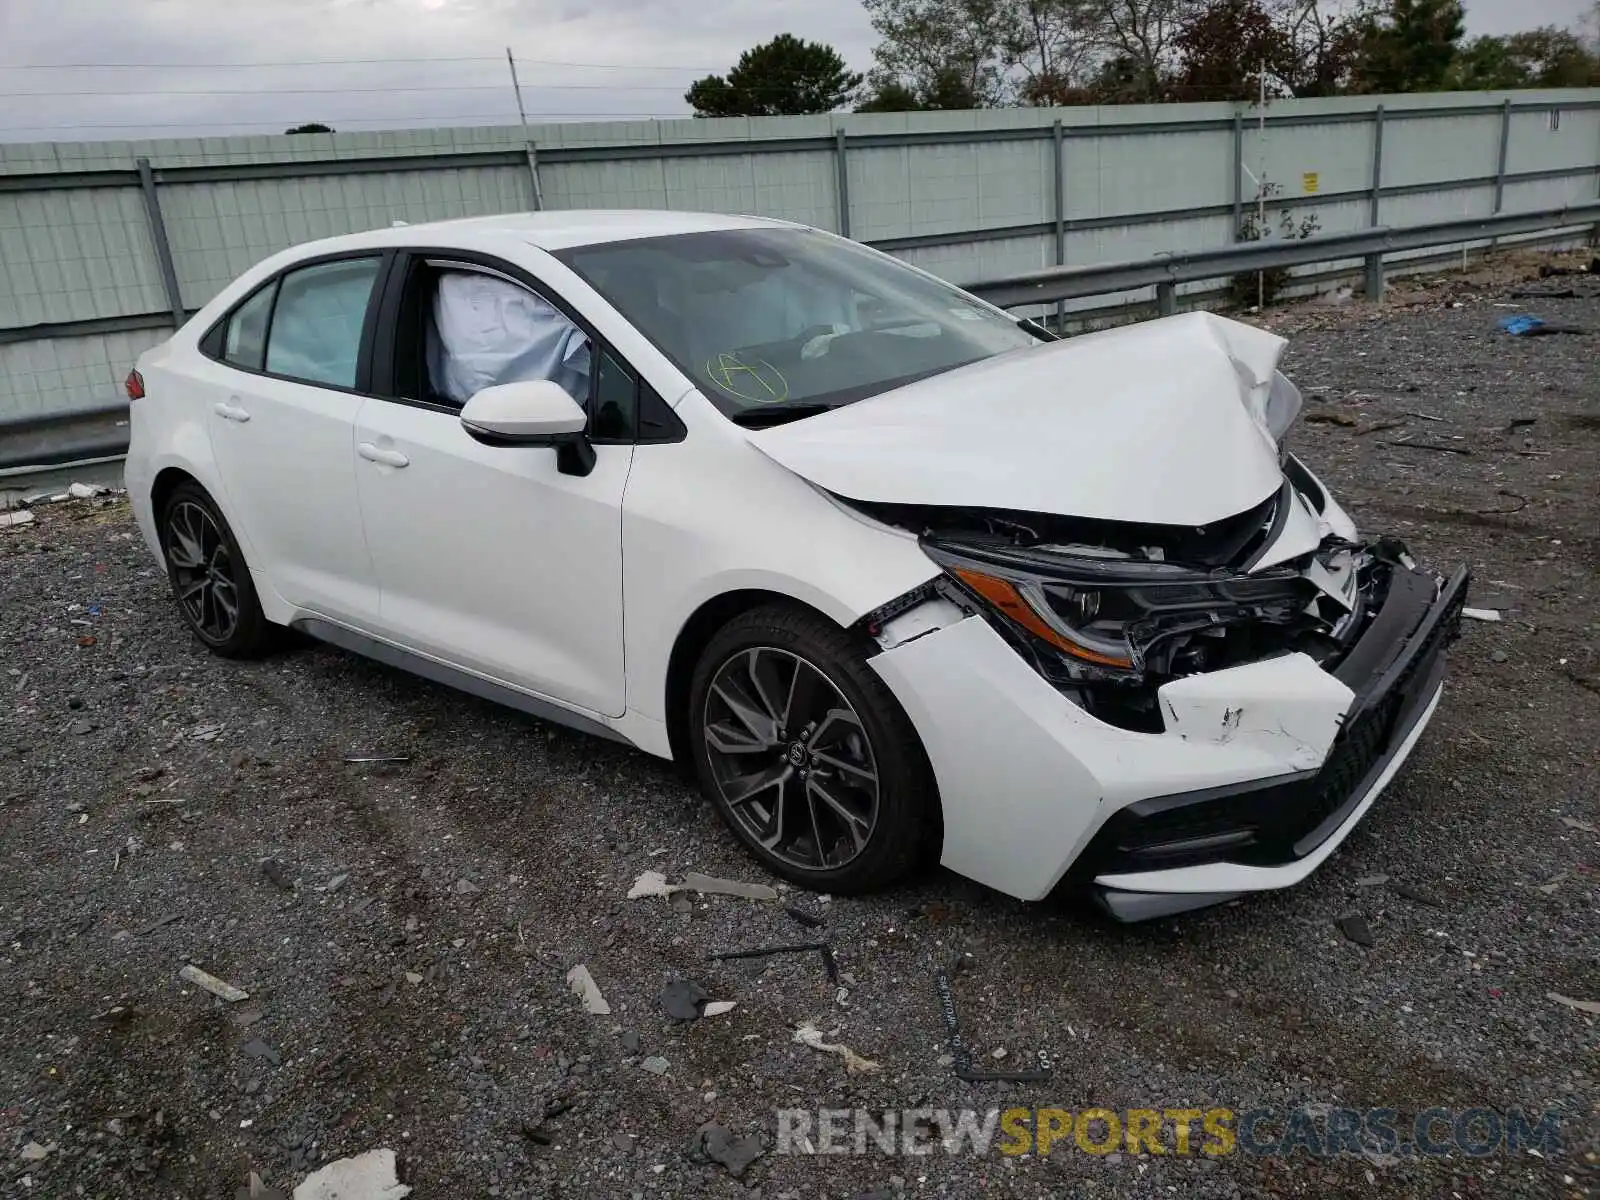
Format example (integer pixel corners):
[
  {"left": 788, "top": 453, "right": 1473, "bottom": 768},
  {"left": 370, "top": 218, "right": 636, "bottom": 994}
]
[{"left": 427, "top": 272, "right": 591, "bottom": 406}]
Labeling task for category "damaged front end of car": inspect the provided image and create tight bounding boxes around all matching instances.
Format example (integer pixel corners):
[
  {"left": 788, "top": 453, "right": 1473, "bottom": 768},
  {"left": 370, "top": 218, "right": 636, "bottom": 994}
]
[{"left": 849, "top": 455, "right": 1470, "bottom": 915}]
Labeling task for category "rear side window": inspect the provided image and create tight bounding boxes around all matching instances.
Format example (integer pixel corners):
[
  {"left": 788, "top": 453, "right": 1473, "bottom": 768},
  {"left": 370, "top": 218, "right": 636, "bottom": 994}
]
[
  {"left": 223, "top": 281, "right": 276, "bottom": 370},
  {"left": 264, "top": 257, "right": 382, "bottom": 388}
]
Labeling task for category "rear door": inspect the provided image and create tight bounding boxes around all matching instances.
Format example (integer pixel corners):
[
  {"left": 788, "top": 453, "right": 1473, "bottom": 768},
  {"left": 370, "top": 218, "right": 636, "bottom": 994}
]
[
  {"left": 201, "top": 253, "right": 387, "bottom": 623},
  {"left": 350, "top": 251, "right": 639, "bottom": 717}
]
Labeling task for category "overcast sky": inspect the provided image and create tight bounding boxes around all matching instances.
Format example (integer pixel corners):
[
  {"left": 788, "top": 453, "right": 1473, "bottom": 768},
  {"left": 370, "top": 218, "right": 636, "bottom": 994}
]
[{"left": 0, "top": 0, "right": 1592, "bottom": 142}]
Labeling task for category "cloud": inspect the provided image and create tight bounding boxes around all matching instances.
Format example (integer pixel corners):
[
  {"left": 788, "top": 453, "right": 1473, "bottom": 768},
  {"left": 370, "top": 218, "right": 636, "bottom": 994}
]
[{"left": 1, "top": 0, "right": 1590, "bottom": 142}]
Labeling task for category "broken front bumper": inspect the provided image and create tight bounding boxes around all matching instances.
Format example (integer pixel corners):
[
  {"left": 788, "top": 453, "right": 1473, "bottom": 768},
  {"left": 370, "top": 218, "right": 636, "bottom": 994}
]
[
  {"left": 1087, "top": 562, "right": 1469, "bottom": 919},
  {"left": 868, "top": 561, "right": 1469, "bottom": 916}
]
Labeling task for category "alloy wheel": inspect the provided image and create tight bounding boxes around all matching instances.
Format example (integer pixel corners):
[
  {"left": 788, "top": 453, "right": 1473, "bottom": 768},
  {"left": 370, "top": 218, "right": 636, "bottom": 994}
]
[
  {"left": 701, "top": 646, "right": 880, "bottom": 872},
  {"left": 164, "top": 500, "right": 240, "bottom": 644}
]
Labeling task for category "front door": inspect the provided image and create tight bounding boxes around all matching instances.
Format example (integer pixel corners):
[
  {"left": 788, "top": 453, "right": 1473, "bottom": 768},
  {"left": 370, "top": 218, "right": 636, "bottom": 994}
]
[{"left": 351, "top": 256, "right": 634, "bottom": 718}]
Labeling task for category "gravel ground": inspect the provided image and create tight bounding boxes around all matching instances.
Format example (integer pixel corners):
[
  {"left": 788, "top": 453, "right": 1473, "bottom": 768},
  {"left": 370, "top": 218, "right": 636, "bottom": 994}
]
[{"left": 2, "top": 258, "right": 1597, "bottom": 1200}]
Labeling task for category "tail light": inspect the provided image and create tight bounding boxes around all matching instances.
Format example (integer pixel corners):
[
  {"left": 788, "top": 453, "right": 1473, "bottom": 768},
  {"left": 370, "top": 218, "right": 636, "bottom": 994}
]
[{"left": 124, "top": 368, "right": 145, "bottom": 401}]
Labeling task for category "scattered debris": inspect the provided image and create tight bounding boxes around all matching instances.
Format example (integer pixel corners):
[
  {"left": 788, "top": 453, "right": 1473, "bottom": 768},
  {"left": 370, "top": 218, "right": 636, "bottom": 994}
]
[
  {"left": 1393, "top": 883, "right": 1441, "bottom": 907},
  {"left": 660, "top": 979, "right": 711, "bottom": 1021},
  {"left": 566, "top": 964, "right": 611, "bottom": 1015},
  {"left": 1509, "top": 288, "right": 1577, "bottom": 300},
  {"left": 291, "top": 1148, "right": 411, "bottom": 1200},
  {"left": 1560, "top": 817, "right": 1596, "bottom": 833},
  {"left": 1353, "top": 875, "right": 1389, "bottom": 887},
  {"left": 1402, "top": 410, "right": 1443, "bottom": 422},
  {"left": 1305, "top": 410, "right": 1358, "bottom": 427},
  {"left": 67, "top": 481, "right": 109, "bottom": 499},
  {"left": 343, "top": 754, "right": 410, "bottom": 765},
  {"left": 1537, "top": 260, "right": 1595, "bottom": 278},
  {"left": 260, "top": 858, "right": 294, "bottom": 891},
  {"left": 242, "top": 1038, "right": 281, "bottom": 1066},
  {"left": 627, "top": 870, "right": 675, "bottom": 899},
  {"left": 611, "top": 1130, "right": 636, "bottom": 1152},
  {"left": 640, "top": 1055, "right": 670, "bottom": 1075},
  {"left": 132, "top": 913, "right": 182, "bottom": 936},
  {"left": 627, "top": 869, "right": 778, "bottom": 902},
  {"left": 0, "top": 509, "right": 35, "bottom": 528},
  {"left": 933, "top": 966, "right": 1051, "bottom": 1083},
  {"left": 1462, "top": 608, "right": 1502, "bottom": 622},
  {"left": 237, "top": 1170, "right": 288, "bottom": 1200},
  {"left": 711, "top": 940, "right": 839, "bottom": 985},
  {"left": 1506, "top": 416, "right": 1537, "bottom": 431},
  {"left": 1381, "top": 439, "right": 1473, "bottom": 456},
  {"left": 793, "top": 1022, "right": 881, "bottom": 1076},
  {"left": 1356, "top": 419, "right": 1405, "bottom": 436},
  {"left": 783, "top": 903, "right": 825, "bottom": 928},
  {"left": 1547, "top": 993, "right": 1600, "bottom": 1016},
  {"left": 1499, "top": 314, "right": 1585, "bottom": 336},
  {"left": 453, "top": 878, "right": 481, "bottom": 895},
  {"left": 19, "top": 1141, "right": 54, "bottom": 1162},
  {"left": 324, "top": 873, "right": 350, "bottom": 894},
  {"left": 179, "top": 964, "right": 249, "bottom": 1002},
  {"left": 1537, "top": 873, "right": 1566, "bottom": 895},
  {"left": 702, "top": 1000, "right": 738, "bottom": 1017},
  {"left": 620, "top": 1029, "right": 641, "bottom": 1053},
  {"left": 1337, "top": 914, "right": 1376, "bottom": 948},
  {"left": 697, "top": 1124, "right": 766, "bottom": 1178}
]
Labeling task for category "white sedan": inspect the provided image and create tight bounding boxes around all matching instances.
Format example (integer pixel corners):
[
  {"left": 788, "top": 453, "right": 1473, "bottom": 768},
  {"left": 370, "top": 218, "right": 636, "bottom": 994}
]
[{"left": 124, "top": 210, "right": 1469, "bottom": 920}]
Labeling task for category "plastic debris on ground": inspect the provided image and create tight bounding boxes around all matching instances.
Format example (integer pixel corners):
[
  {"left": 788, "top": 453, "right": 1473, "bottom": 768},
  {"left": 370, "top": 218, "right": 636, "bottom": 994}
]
[
  {"left": 627, "top": 869, "right": 778, "bottom": 902},
  {"left": 1461, "top": 608, "right": 1502, "bottom": 622},
  {"left": 792, "top": 1021, "right": 881, "bottom": 1075},
  {"left": 566, "top": 964, "right": 611, "bottom": 1015},
  {"left": 292, "top": 1148, "right": 411, "bottom": 1200},
  {"left": 179, "top": 963, "right": 250, "bottom": 1002},
  {"left": 1547, "top": 993, "right": 1600, "bottom": 1016},
  {"left": 696, "top": 1124, "right": 766, "bottom": 1178},
  {"left": 1499, "top": 314, "right": 1585, "bottom": 336},
  {"left": 0, "top": 509, "right": 35, "bottom": 528}
]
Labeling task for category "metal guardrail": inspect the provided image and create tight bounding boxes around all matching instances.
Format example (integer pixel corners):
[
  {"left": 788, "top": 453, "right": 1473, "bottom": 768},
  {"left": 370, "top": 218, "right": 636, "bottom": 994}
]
[
  {"left": 965, "top": 201, "right": 1600, "bottom": 313},
  {"left": 2, "top": 201, "right": 1596, "bottom": 479}
]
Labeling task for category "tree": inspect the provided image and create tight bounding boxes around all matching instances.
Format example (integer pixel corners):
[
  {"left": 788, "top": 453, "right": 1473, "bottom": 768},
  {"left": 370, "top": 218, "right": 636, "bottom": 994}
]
[
  {"left": 1270, "top": 0, "right": 1370, "bottom": 97},
  {"left": 685, "top": 34, "right": 862, "bottom": 116},
  {"left": 861, "top": 0, "right": 1018, "bottom": 106},
  {"left": 285, "top": 122, "right": 334, "bottom": 134},
  {"left": 1170, "top": 0, "right": 1292, "bottom": 101},
  {"left": 1349, "top": 0, "right": 1465, "bottom": 93}
]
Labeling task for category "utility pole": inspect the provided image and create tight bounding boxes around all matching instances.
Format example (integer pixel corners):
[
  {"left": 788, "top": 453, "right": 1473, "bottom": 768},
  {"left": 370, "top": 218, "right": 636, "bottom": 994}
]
[{"left": 506, "top": 47, "right": 544, "bottom": 211}]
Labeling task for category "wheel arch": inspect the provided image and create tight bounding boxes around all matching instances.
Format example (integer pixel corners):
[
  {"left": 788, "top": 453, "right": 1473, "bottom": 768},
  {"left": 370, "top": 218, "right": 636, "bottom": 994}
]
[{"left": 661, "top": 587, "right": 944, "bottom": 861}]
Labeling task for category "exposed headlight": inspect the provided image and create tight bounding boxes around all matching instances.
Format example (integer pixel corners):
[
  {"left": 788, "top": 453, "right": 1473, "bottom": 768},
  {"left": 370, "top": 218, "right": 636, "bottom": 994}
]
[{"left": 923, "top": 537, "right": 1311, "bottom": 684}]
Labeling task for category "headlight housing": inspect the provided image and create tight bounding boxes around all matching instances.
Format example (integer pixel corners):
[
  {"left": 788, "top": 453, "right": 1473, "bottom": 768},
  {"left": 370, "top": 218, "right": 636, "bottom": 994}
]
[{"left": 922, "top": 537, "right": 1314, "bottom": 687}]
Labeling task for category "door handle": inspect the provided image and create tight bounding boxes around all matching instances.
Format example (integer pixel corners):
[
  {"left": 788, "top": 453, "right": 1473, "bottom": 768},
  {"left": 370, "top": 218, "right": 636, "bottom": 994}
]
[
  {"left": 358, "top": 442, "right": 410, "bottom": 468},
  {"left": 213, "top": 400, "right": 250, "bottom": 423}
]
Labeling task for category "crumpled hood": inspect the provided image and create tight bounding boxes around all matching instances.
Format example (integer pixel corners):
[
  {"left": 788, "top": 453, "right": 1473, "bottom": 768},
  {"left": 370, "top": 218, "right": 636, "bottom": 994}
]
[{"left": 746, "top": 310, "right": 1289, "bottom": 527}]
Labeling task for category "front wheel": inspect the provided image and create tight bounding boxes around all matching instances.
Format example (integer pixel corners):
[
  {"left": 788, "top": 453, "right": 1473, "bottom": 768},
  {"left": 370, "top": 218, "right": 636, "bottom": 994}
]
[{"left": 687, "top": 603, "right": 937, "bottom": 894}]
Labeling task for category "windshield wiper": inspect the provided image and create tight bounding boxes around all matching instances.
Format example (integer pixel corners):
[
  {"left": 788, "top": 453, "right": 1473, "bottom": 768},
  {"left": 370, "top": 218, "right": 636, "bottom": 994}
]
[
  {"left": 728, "top": 403, "right": 838, "bottom": 428},
  {"left": 1017, "top": 316, "right": 1057, "bottom": 342}
]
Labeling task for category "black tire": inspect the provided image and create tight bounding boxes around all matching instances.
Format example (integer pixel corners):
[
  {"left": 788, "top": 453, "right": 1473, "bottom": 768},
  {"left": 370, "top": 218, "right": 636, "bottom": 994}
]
[
  {"left": 688, "top": 602, "right": 937, "bottom": 894},
  {"left": 158, "top": 481, "right": 278, "bottom": 659}
]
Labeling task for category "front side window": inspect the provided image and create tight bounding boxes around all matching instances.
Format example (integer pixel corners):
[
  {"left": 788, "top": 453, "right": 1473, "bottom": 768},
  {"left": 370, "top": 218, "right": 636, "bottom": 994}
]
[
  {"left": 553, "top": 227, "right": 1037, "bottom": 424},
  {"left": 264, "top": 256, "right": 382, "bottom": 388},
  {"left": 223, "top": 281, "right": 276, "bottom": 371},
  {"left": 425, "top": 270, "right": 591, "bottom": 408}
]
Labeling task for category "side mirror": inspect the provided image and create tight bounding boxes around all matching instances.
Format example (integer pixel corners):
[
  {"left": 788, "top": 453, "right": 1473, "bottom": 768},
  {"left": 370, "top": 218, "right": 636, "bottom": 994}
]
[{"left": 460, "top": 379, "right": 595, "bottom": 475}]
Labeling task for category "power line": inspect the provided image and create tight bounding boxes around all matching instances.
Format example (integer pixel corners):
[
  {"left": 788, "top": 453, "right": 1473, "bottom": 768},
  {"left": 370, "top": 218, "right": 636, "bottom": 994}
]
[
  {"left": 0, "top": 55, "right": 726, "bottom": 72},
  {"left": 4, "top": 82, "right": 695, "bottom": 97},
  {"left": 0, "top": 112, "right": 690, "bottom": 133}
]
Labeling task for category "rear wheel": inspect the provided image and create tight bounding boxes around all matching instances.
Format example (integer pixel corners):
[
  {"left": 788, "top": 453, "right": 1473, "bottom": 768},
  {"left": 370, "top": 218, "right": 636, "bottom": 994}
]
[
  {"left": 159, "top": 481, "right": 277, "bottom": 658},
  {"left": 688, "top": 603, "right": 936, "bottom": 894}
]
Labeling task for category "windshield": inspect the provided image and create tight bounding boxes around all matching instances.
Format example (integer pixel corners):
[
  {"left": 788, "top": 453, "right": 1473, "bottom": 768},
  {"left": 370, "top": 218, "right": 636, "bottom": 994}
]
[{"left": 553, "top": 227, "right": 1038, "bottom": 422}]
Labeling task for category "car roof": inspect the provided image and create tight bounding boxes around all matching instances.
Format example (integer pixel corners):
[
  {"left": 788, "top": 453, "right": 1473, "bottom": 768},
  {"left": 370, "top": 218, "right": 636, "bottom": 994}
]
[{"left": 301, "top": 209, "right": 801, "bottom": 256}]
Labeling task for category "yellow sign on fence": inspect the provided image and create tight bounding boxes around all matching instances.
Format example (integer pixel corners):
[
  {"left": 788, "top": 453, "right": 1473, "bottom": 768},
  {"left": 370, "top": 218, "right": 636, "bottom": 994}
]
[{"left": 1302, "top": 171, "right": 1320, "bottom": 194}]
